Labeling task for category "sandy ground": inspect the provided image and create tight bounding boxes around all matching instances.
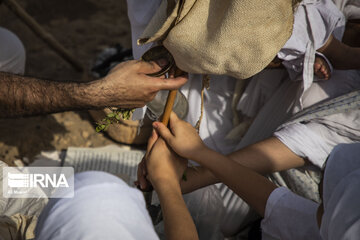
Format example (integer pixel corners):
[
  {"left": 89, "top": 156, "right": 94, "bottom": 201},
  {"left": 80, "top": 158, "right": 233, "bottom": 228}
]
[{"left": 0, "top": 0, "right": 135, "bottom": 165}]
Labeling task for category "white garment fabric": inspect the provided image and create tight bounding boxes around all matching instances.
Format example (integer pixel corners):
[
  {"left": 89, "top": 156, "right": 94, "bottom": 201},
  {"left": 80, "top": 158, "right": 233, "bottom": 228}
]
[
  {"left": 35, "top": 171, "right": 159, "bottom": 240},
  {"left": 127, "top": 0, "right": 238, "bottom": 154},
  {"left": 274, "top": 69, "right": 360, "bottom": 168},
  {"left": 261, "top": 143, "right": 360, "bottom": 240},
  {"left": 278, "top": 0, "right": 345, "bottom": 82},
  {"left": 261, "top": 187, "right": 321, "bottom": 240},
  {"left": 127, "top": 0, "right": 360, "bottom": 237},
  {"left": 127, "top": 0, "right": 161, "bottom": 60},
  {"left": 127, "top": 2, "right": 239, "bottom": 238},
  {"left": 0, "top": 161, "right": 47, "bottom": 217},
  {"left": 333, "top": 0, "right": 360, "bottom": 19},
  {"left": 0, "top": 27, "right": 25, "bottom": 74},
  {"left": 320, "top": 143, "right": 360, "bottom": 240}
]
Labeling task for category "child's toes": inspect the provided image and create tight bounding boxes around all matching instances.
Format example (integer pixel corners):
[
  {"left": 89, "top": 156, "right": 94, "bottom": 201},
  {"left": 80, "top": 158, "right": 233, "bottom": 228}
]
[
  {"left": 314, "top": 63, "right": 324, "bottom": 78},
  {"left": 314, "top": 63, "right": 325, "bottom": 79},
  {"left": 321, "top": 65, "right": 330, "bottom": 80}
]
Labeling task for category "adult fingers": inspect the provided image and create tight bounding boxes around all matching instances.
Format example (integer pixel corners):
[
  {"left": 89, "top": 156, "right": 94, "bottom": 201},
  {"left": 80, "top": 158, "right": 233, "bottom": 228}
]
[
  {"left": 136, "top": 60, "right": 162, "bottom": 74},
  {"left": 142, "top": 75, "right": 188, "bottom": 93},
  {"left": 156, "top": 74, "right": 188, "bottom": 90}
]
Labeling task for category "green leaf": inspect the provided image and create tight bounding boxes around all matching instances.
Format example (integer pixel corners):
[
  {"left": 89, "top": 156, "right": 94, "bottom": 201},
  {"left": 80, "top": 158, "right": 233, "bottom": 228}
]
[
  {"left": 107, "top": 113, "right": 115, "bottom": 118},
  {"left": 95, "top": 126, "right": 102, "bottom": 132},
  {"left": 95, "top": 108, "right": 135, "bottom": 134}
]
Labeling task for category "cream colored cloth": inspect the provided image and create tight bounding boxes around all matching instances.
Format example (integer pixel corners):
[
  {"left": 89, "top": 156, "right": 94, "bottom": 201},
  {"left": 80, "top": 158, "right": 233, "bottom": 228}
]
[
  {"left": 139, "top": 0, "right": 294, "bottom": 79},
  {"left": 0, "top": 214, "right": 37, "bottom": 240},
  {"left": 0, "top": 163, "right": 48, "bottom": 216},
  {"left": 0, "top": 161, "right": 47, "bottom": 240}
]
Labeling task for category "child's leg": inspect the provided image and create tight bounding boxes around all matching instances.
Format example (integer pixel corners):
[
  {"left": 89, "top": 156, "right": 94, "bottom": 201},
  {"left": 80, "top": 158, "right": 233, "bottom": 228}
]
[
  {"left": 314, "top": 55, "right": 331, "bottom": 80},
  {"left": 318, "top": 34, "right": 360, "bottom": 70}
]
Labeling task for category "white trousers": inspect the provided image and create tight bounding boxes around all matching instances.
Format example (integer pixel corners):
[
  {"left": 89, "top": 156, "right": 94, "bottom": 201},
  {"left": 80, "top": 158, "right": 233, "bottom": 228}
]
[{"left": 35, "top": 171, "right": 159, "bottom": 240}]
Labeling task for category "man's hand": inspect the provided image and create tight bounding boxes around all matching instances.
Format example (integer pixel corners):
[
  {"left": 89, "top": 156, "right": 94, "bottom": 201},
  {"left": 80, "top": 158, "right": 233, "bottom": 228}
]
[
  {"left": 0, "top": 60, "right": 187, "bottom": 118},
  {"left": 153, "top": 112, "right": 206, "bottom": 160},
  {"left": 89, "top": 60, "right": 188, "bottom": 109}
]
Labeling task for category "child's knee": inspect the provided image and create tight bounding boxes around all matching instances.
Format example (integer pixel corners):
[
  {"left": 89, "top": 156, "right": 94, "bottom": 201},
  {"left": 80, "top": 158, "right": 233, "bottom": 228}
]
[{"left": 0, "top": 27, "right": 26, "bottom": 74}]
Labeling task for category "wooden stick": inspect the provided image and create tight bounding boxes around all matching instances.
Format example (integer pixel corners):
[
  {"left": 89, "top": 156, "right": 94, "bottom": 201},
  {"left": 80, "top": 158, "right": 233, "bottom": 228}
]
[
  {"left": 143, "top": 89, "right": 176, "bottom": 210},
  {"left": 160, "top": 68, "right": 183, "bottom": 125},
  {"left": 2, "top": 0, "right": 84, "bottom": 72},
  {"left": 161, "top": 90, "right": 177, "bottom": 125},
  {"left": 144, "top": 68, "right": 183, "bottom": 209}
]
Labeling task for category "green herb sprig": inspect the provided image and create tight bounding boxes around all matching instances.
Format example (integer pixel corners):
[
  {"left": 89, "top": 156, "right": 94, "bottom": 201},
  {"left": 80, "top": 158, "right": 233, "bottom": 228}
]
[{"left": 95, "top": 108, "right": 135, "bottom": 132}]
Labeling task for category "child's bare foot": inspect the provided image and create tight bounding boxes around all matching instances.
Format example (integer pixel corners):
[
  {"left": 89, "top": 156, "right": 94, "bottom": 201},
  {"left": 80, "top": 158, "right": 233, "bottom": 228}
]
[{"left": 314, "top": 55, "right": 331, "bottom": 80}]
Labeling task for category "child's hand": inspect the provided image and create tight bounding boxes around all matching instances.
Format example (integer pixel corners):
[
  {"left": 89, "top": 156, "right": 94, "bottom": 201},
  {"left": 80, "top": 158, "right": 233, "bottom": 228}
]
[
  {"left": 145, "top": 130, "right": 188, "bottom": 189},
  {"left": 153, "top": 112, "right": 206, "bottom": 160}
]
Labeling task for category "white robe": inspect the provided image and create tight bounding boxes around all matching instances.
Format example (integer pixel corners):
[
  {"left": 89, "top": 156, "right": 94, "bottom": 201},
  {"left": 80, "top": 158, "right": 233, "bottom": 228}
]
[
  {"left": 261, "top": 143, "right": 360, "bottom": 240},
  {"left": 35, "top": 171, "right": 159, "bottom": 240},
  {"left": 127, "top": 0, "right": 360, "bottom": 237}
]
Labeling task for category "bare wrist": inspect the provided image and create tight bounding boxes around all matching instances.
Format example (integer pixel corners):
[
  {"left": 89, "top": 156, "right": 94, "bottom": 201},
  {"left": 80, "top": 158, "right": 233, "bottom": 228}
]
[
  {"left": 153, "top": 178, "right": 181, "bottom": 195},
  {"left": 191, "top": 145, "right": 211, "bottom": 164},
  {"left": 72, "top": 79, "right": 109, "bottom": 109}
]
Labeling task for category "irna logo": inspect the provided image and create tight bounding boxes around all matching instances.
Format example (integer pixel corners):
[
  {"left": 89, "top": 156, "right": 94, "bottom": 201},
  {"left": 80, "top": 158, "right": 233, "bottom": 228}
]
[
  {"left": 3, "top": 167, "right": 74, "bottom": 198},
  {"left": 8, "top": 173, "right": 69, "bottom": 188}
]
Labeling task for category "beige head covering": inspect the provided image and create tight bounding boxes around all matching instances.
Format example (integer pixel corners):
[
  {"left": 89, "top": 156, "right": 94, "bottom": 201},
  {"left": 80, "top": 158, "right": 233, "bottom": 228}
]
[{"left": 139, "top": 0, "right": 294, "bottom": 79}]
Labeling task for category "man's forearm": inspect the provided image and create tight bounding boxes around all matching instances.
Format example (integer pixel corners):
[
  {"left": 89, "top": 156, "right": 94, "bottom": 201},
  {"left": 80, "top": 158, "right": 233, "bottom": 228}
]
[
  {"left": 1, "top": 61, "right": 188, "bottom": 118},
  {"left": 0, "top": 72, "right": 99, "bottom": 118}
]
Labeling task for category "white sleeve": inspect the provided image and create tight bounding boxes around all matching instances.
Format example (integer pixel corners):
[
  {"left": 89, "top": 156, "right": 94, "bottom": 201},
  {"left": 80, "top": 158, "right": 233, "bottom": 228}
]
[
  {"left": 261, "top": 187, "right": 321, "bottom": 240},
  {"left": 278, "top": 0, "right": 345, "bottom": 81},
  {"left": 278, "top": 0, "right": 345, "bottom": 62},
  {"left": 127, "top": 0, "right": 162, "bottom": 120},
  {"left": 274, "top": 122, "right": 334, "bottom": 168},
  {"left": 127, "top": 0, "right": 162, "bottom": 59}
]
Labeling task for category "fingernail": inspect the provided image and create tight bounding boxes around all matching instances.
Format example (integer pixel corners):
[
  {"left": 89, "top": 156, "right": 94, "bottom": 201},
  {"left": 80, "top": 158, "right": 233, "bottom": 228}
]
[{"left": 153, "top": 122, "right": 158, "bottom": 128}]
